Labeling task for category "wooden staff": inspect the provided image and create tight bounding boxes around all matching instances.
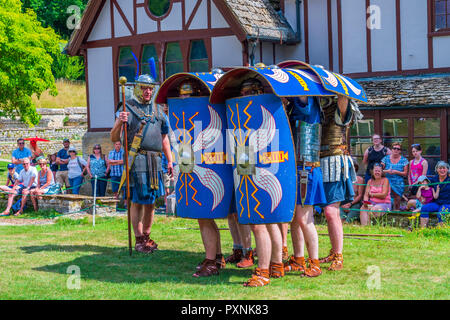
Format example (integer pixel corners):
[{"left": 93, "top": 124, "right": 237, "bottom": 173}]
[{"left": 119, "top": 76, "right": 133, "bottom": 256}]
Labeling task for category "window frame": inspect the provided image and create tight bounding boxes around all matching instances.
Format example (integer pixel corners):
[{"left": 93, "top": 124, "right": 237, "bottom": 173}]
[
  {"left": 430, "top": 0, "right": 450, "bottom": 37},
  {"left": 189, "top": 39, "right": 210, "bottom": 73}
]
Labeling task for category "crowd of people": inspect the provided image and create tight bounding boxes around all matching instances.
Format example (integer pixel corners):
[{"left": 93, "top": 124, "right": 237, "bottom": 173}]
[
  {"left": 342, "top": 134, "right": 450, "bottom": 227},
  {"left": 0, "top": 137, "right": 153, "bottom": 216}
]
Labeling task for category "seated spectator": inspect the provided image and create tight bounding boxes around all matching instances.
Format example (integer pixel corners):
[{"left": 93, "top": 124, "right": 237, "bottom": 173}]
[
  {"left": 381, "top": 142, "right": 408, "bottom": 210},
  {"left": 11, "top": 138, "right": 32, "bottom": 174},
  {"left": 1, "top": 158, "right": 38, "bottom": 216},
  {"left": 30, "top": 157, "right": 56, "bottom": 211},
  {"left": 340, "top": 161, "right": 364, "bottom": 223},
  {"left": 87, "top": 144, "right": 109, "bottom": 197},
  {"left": 0, "top": 164, "right": 19, "bottom": 194},
  {"left": 67, "top": 146, "right": 87, "bottom": 195},
  {"left": 408, "top": 144, "right": 428, "bottom": 196},
  {"left": 406, "top": 175, "right": 436, "bottom": 212},
  {"left": 420, "top": 161, "right": 450, "bottom": 227},
  {"left": 48, "top": 153, "right": 58, "bottom": 178},
  {"left": 107, "top": 141, "right": 124, "bottom": 199},
  {"left": 360, "top": 163, "right": 392, "bottom": 226}
]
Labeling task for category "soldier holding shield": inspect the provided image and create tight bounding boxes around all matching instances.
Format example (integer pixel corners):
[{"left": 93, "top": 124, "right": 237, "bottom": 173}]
[
  {"left": 283, "top": 95, "right": 327, "bottom": 277},
  {"left": 110, "top": 74, "right": 173, "bottom": 254},
  {"left": 318, "top": 95, "right": 359, "bottom": 270}
]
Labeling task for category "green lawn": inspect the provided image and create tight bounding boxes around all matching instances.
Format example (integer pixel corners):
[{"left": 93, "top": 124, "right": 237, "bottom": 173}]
[{"left": 0, "top": 216, "right": 448, "bottom": 300}]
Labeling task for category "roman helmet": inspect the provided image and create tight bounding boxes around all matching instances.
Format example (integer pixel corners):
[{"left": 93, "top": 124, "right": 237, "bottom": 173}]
[
  {"left": 134, "top": 74, "right": 157, "bottom": 104},
  {"left": 179, "top": 80, "right": 194, "bottom": 96},
  {"left": 240, "top": 78, "right": 264, "bottom": 96}
]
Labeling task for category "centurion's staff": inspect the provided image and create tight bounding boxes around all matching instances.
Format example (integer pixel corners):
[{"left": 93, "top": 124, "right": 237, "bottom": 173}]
[{"left": 119, "top": 76, "right": 133, "bottom": 256}]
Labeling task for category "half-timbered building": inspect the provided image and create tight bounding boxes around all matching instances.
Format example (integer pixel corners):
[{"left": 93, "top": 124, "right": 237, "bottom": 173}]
[{"left": 67, "top": 0, "right": 450, "bottom": 170}]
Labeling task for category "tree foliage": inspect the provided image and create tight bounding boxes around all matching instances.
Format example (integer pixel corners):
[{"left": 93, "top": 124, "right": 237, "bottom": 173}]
[
  {"left": 52, "top": 41, "right": 85, "bottom": 81},
  {"left": 21, "top": 0, "right": 89, "bottom": 39},
  {"left": 0, "top": 0, "right": 60, "bottom": 125}
]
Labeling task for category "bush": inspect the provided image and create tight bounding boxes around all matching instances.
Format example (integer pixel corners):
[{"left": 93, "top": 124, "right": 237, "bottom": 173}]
[{"left": 52, "top": 41, "right": 84, "bottom": 81}]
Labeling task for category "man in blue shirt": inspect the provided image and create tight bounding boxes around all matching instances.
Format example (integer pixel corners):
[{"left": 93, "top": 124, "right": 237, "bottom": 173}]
[
  {"left": 107, "top": 141, "right": 124, "bottom": 199},
  {"left": 11, "top": 138, "right": 32, "bottom": 174},
  {"left": 56, "top": 139, "right": 71, "bottom": 192}
]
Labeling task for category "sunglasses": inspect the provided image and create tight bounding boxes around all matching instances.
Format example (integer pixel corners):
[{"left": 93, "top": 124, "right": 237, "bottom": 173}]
[
  {"left": 393, "top": 147, "right": 401, "bottom": 150},
  {"left": 18, "top": 142, "right": 24, "bottom": 145}
]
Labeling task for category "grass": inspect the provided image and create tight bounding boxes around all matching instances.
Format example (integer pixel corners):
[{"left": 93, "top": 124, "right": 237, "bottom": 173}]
[
  {"left": 0, "top": 215, "right": 448, "bottom": 300},
  {"left": 32, "top": 79, "right": 87, "bottom": 109}
]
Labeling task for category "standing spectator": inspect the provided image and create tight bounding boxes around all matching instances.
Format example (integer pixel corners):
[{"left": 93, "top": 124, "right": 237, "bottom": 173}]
[
  {"left": 340, "top": 161, "right": 365, "bottom": 223},
  {"left": 1, "top": 158, "right": 38, "bottom": 216},
  {"left": 360, "top": 163, "right": 392, "bottom": 226},
  {"left": 420, "top": 161, "right": 450, "bottom": 227},
  {"left": 56, "top": 139, "right": 71, "bottom": 192},
  {"left": 87, "top": 144, "right": 109, "bottom": 197},
  {"left": 107, "top": 141, "right": 124, "bottom": 199},
  {"left": 30, "top": 157, "right": 56, "bottom": 211},
  {"left": 48, "top": 153, "right": 58, "bottom": 178},
  {"left": 362, "top": 134, "right": 391, "bottom": 183},
  {"left": 67, "top": 146, "right": 87, "bottom": 195},
  {"left": 11, "top": 138, "right": 32, "bottom": 174},
  {"left": 408, "top": 144, "right": 428, "bottom": 196},
  {"left": 0, "top": 164, "right": 18, "bottom": 194},
  {"left": 381, "top": 142, "right": 408, "bottom": 210}
]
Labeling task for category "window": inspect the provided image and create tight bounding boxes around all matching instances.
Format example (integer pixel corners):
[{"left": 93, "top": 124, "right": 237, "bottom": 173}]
[
  {"left": 118, "top": 47, "right": 138, "bottom": 82},
  {"left": 141, "top": 44, "right": 160, "bottom": 81},
  {"left": 148, "top": 0, "right": 171, "bottom": 17},
  {"left": 413, "top": 117, "right": 441, "bottom": 175},
  {"left": 434, "top": 0, "right": 450, "bottom": 31},
  {"left": 350, "top": 119, "right": 374, "bottom": 174},
  {"left": 165, "top": 42, "right": 183, "bottom": 78},
  {"left": 189, "top": 40, "right": 209, "bottom": 73}
]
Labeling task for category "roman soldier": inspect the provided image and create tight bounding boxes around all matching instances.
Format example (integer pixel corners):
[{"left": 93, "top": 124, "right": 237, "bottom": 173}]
[{"left": 110, "top": 74, "right": 173, "bottom": 253}]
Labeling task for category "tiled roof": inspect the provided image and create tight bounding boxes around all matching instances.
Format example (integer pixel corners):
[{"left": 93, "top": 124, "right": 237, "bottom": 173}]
[{"left": 224, "top": 0, "right": 297, "bottom": 43}]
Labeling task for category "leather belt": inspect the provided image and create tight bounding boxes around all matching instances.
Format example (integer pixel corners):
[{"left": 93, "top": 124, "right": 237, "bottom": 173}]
[
  {"left": 139, "top": 150, "right": 161, "bottom": 156},
  {"left": 303, "top": 161, "right": 321, "bottom": 169}
]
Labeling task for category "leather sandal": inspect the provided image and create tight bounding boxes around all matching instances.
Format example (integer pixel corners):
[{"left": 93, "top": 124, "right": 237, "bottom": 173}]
[
  {"left": 135, "top": 236, "right": 154, "bottom": 253},
  {"left": 193, "top": 259, "right": 219, "bottom": 277},
  {"left": 237, "top": 250, "right": 254, "bottom": 268},
  {"left": 225, "top": 248, "right": 243, "bottom": 264},
  {"left": 284, "top": 256, "right": 306, "bottom": 273},
  {"left": 216, "top": 254, "right": 226, "bottom": 269},
  {"left": 301, "top": 258, "right": 322, "bottom": 277},
  {"left": 243, "top": 268, "right": 270, "bottom": 287},
  {"left": 143, "top": 233, "right": 158, "bottom": 251},
  {"left": 319, "top": 249, "right": 335, "bottom": 264},
  {"left": 328, "top": 253, "right": 344, "bottom": 271},
  {"left": 269, "top": 262, "right": 285, "bottom": 278}
]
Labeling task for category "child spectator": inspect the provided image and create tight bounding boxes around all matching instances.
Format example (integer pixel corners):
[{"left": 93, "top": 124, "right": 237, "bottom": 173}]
[
  {"left": 0, "top": 164, "right": 19, "bottom": 194},
  {"left": 406, "top": 175, "right": 436, "bottom": 212},
  {"left": 408, "top": 144, "right": 428, "bottom": 196},
  {"left": 48, "top": 153, "right": 59, "bottom": 178}
]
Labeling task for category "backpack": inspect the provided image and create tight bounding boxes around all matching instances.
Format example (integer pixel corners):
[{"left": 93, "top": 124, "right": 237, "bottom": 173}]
[{"left": 76, "top": 157, "right": 87, "bottom": 176}]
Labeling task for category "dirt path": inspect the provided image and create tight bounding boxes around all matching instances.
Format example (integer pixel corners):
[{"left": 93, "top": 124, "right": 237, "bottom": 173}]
[{"left": 0, "top": 218, "right": 56, "bottom": 226}]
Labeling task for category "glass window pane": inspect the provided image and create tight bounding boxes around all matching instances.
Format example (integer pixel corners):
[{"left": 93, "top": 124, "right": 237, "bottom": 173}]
[
  {"left": 384, "top": 138, "right": 409, "bottom": 157},
  {"left": 148, "top": 0, "right": 170, "bottom": 17},
  {"left": 436, "top": 14, "right": 446, "bottom": 30},
  {"left": 425, "top": 157, "right": 440, "bottom": 176},
  {"left": 414, "top": 138, "right": 441, "bottom": 156},
  {"left": 436, "top": 1, "right": 446, "bottom": 14},
  {"left": 119, "top": 66, "right": 137, "bottom": 82},
  {"left": 350, "top": 119, "right": 374, "bottom": 137},
  {"left": 166, "top": 42, "right": 182, "bottom": 62},
  {"left": 119, "top": 47, "right": 135, "bottom": 65},
  {"left": 165, "top": 62, "right": 183, "bottom": 78},
  {"left": 141, "top": 45, "right": 160, "bottom": 81},
  {"left": 383, "top": 118, "right": 408, "bottom": 138},
  {"left": 190, "top": 40, "right": 208, "bottom": 60},
  {"left": 350, "top": 138, "right": 372, "bottom": 157},
  {"left": 189, "top": 60, "right": 209, "bottom": 73},
  {"left": 414, "top": 117, "right": 440, "bottom": 136}
]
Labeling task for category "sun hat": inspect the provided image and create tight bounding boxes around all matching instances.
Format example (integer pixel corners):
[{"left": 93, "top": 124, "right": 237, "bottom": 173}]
[{"left": 417, "top": 175, "right": 430, "bottom": 184}]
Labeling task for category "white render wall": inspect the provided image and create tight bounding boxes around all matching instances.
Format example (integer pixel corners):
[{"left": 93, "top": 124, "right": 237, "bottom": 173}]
[{"left": 87, "top": 47, "right": 115, "bottom": 129}]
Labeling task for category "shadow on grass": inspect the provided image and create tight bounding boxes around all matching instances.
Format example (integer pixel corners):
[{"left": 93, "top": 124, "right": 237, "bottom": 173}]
[{"left": 20, "top": 244, "right": 252, "bottom": 285}]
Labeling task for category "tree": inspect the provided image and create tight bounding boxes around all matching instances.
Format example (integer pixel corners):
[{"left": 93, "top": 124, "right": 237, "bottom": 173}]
[
  {"left": 21, "top": 0, "right": 89, "bottom": 39},
  {"left": 0, "top": 0, "right": 60, "bottom": 125}
]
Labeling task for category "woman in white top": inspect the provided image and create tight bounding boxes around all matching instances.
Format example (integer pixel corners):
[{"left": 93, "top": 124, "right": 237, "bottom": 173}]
[
  {"left": 30, "top": 157, "right": 56, "bottom": 211},
  {"left": 67, "top": 146, "right": 87, "bottom": 194}
]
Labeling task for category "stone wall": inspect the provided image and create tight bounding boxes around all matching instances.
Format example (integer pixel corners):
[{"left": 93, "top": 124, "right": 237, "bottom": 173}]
[
  {"left": 0, "top": 107, "right": 87, "bottom": 159},
  {"left": 360, "top": 75, "right": 450, "bottom": 107}
]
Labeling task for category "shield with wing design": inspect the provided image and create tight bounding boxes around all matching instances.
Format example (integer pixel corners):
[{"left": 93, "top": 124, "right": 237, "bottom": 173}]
[
  {"left": 226, "top": 94, "right": 296, "bottom": 225},
  {"left": 167, "top": 96, "right": 233, "bottom": 219}
]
